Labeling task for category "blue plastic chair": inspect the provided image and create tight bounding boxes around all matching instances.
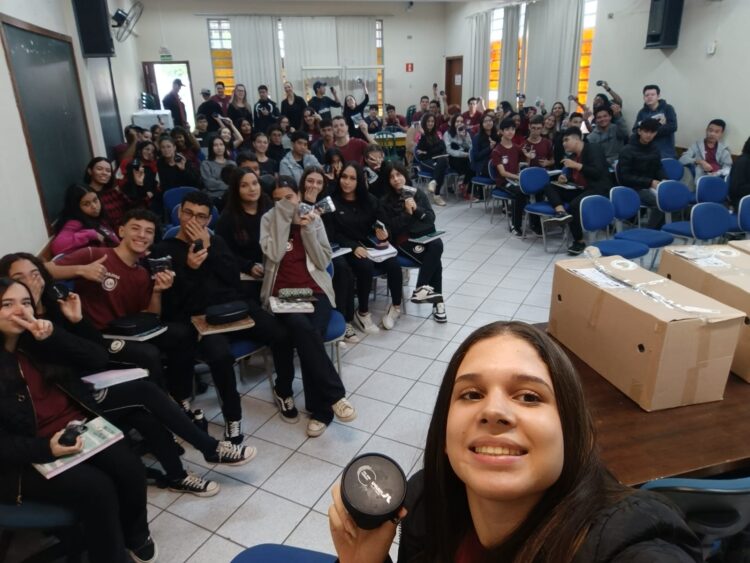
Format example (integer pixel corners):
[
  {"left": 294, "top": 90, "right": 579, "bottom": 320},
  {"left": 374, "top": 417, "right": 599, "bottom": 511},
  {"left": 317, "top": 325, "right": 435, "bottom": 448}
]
[
  {"left": 610, "top": 186, "right": 674, "bottom": 267},
  {"left": 695, "top": 175, "right": 729, "bottom": 204},
  {"left": 737, "top": 195, "right": 750, "bottom": 232},
  {"left": 487, "top": 161, "right": 513, "bottom": 227},
  {"left": 580, "top": 195, "right": 649, "bottom": 259},
  {"left": 162, "top": 186, "right": 199, "bottom": 217},
  {"left": 325, "top": 263, "right": 347, "bottom": 372},
  {"left": 231, "top": 544, "right": 336, "bottom": 563},
  {"left": 656, "top": 180, "right": 694, "bottom": 240},
  {"left": 519, "top": 166, "right": 566, "bottom": 253},
  {"left": 170, "top": 203, "right": 220, "bottom": 227},
  {"left": 661, "top": 158, "right": 684, "bottom": 181},
  {"left": 690, "top": 202, "right": 730, "bottom": 243},
  {"left": 468, "top": 151, "right": 494, "bottom": 209},
  {"left": 642, "top": 476, "right": 750, "bottom": 559}
]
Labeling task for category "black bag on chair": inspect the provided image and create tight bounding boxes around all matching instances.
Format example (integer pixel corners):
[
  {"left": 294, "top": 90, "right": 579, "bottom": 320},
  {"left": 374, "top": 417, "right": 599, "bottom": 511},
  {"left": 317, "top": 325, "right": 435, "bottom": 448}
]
[
  {"left": 205, "top": 301, "right": 249, "bottom": 325},
  {"left": 106, "top": 312, "right": 162, "bottom": 336}
]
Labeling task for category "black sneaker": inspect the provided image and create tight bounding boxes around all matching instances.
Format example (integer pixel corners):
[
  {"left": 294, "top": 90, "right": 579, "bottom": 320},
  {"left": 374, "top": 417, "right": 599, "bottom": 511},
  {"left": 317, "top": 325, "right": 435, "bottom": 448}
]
[
  {"left": 224, "top": 420, "right": 244, "bottom": 445},
  {"left": 273, "top": 388, "right": 299, "bottom": 423},
  {"left": 128, "top": 536, "right": 158, "bottom": 563},
  {"left": 567, "top": 241, "right": 587, "bottom": 256},
  {"left": 433, "top": 302, "right": 447, "bottom": 323},
  {"left": 510, "top": 227, "right": 523, "bottom": 238},
  {"left": 205, "top": 440, "right": 257, "bottom": 466},
  {"left": 168, "top": 472, "right": 220, "bottom": 497}
]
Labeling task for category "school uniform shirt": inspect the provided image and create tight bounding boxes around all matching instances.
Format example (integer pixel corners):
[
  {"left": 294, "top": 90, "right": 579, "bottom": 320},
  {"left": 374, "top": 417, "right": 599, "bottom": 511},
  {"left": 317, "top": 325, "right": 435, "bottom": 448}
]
[
  {"left": 337, "top": 138, "right": 369, "bottom": 165},
  {"left": 461, "top": 110, "right": 483, "bottom": 134},
  {"left": 522, "top": 137, "right": 554, "bottom": 168},
  {"left": 272, "top": 225, "right": 323, "bottom": 295},
  {"left": 490, "top": 142, "right": 523, "bottom": 187},
  {"left": 210, "top": 94, "right": 231, "bottom": 116},
  {"left": 54, "top": 247, "right": 152, "bottom": 330}
]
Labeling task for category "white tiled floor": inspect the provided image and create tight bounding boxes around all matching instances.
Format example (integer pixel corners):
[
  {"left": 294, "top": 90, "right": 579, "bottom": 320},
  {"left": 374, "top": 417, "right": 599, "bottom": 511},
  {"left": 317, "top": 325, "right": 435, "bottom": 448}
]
[{"left": 11, "top": 196, "right": 569, "bottom": 562}]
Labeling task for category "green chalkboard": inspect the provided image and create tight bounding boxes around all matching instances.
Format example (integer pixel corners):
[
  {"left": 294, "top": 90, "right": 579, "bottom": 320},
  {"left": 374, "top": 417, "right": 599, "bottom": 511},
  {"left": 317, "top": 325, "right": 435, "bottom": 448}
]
[{"left": 1, "top": 16, "right": 92, "bottom": 229}]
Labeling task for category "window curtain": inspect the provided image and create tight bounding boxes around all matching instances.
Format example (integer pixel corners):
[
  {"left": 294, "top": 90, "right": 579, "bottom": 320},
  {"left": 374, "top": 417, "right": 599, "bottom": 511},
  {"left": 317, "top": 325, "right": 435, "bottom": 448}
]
[
  {"left": 498, "top": 5, "right": 520, "bottom": 107},
  {"left": 521, "top": 0, "right": 584, "bottom": 110},
  {"left": 466, "top": 10, "right": 492, "bottom": 101},
  {"left": 281, "top": 17, "right": 339, "bottom": 92},
  {"left": 336, "top": 16, "right": 377, "bottom": 99},
  {"left": 229, "top": 16, "right": 282, "bottom": 100}
]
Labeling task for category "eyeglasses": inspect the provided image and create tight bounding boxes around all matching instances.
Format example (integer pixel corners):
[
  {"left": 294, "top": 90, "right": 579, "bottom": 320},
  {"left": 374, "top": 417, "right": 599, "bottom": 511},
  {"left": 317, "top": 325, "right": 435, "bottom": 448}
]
[{"left": 181, "top": 209, "right": 210, "bottom": 221}]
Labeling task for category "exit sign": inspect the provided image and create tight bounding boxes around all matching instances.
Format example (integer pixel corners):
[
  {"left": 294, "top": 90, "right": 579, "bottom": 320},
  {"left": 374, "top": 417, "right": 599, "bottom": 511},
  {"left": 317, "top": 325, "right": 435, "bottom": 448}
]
[{"left": 405, "top": 63, "right": 414, "bottom": 72}]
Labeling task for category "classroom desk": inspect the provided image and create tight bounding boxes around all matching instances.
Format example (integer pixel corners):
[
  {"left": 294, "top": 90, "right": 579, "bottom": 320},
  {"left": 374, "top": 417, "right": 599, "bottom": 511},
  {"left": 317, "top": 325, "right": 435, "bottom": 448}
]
[{"left": 543, "top": 326, "right": 750, "bottom": 486}]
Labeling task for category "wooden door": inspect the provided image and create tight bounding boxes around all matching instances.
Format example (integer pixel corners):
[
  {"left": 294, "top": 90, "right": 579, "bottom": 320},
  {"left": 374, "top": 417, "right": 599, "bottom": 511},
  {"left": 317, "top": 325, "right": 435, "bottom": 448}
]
[{"left": 444, "top": 56, "right": 463, "bottom": 108}]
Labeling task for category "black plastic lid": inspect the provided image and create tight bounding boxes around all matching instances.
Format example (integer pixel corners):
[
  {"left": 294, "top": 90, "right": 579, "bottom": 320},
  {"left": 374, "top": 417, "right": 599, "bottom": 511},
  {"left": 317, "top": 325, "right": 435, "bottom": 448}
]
[{"left": 341, "top": 453, "right": 407, "bottom": 530}]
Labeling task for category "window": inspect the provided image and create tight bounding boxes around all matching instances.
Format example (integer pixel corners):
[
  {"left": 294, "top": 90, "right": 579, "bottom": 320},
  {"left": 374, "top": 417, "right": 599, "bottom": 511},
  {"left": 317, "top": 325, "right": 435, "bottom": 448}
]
[
  {"left": 277, "top": 19, "right": 286, "bottom": 82},
  {"left": 376, "top": 19, "right": 384, "bottom": 114},
  {"left": 517, "top": 3, "right": 526, "bottom": 97},
  {"left": 576, "top": 0, "right": 598, "bottom": 105},
  {"left": 487, "top": 9, "right": 504, "bottom": 110},
  {"left": 207, "top": 19, "right": 234, "bottom": 94}
]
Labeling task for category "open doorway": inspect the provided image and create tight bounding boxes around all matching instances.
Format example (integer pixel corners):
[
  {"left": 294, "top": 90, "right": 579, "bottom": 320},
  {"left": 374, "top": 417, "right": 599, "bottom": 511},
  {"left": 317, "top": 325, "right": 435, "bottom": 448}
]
[{"left": 142, "top": 61, "right": 195, "bottom": 129}]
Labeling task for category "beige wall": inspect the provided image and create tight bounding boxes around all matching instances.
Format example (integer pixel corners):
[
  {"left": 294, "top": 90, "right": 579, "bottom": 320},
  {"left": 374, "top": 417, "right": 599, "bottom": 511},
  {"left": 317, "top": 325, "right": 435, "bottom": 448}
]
[{"left": 588, "top": 0, "right": 749, "bottom": 151}]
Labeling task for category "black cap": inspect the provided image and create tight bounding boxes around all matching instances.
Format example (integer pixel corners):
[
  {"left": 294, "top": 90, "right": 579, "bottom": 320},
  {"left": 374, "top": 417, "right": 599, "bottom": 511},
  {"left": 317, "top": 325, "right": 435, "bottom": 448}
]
[
  {"left": 276, "top": 175, "right": 298, "bottom": 191},
  {"left": 313, "top": 81, "right": 327, "bottom": 91},
  {"left": 638, "top": 117, "right": 661, "bottom": 132},
  {"left": 200, "top": 87, "right": 210, "bottom": 95},
  {"left": 173, "top": 78, "right": 184, "bottom": 87}
]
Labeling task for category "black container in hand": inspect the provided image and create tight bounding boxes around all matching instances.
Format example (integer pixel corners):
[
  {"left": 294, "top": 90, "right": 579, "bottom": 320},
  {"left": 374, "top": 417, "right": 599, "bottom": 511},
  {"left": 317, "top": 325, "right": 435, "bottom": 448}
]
[{"left": 341, "top": 453, "right": 407, "bottom": 530}]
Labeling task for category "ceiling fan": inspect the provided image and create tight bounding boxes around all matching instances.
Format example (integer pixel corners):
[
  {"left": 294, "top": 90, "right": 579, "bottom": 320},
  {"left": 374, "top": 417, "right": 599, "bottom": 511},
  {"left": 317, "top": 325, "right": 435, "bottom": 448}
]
[{"left": 111, "top": 2, "right": 144, "bottom": 42}]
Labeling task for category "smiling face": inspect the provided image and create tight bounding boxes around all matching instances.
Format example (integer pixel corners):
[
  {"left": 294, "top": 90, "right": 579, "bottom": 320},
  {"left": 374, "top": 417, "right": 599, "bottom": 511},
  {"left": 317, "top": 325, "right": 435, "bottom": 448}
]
[
  {"left": 220, "top": 127, "right": 232, "bottom": 143},
  {"left": 304, "top": 110, "right": 315, "bottom": 126},
  {"left": 543, "top": 115, "right": 556, "bottom": 130},
  {"left": 284, "top": 82, "right": 293, "bottom": 95},
  {"left": 304, "top": 171, "right": 325, "bottom": 195},
  {"left": 332, "top": 118, "right": 348, "bottom": 139},
  {"left": 140, "top": 143, "right": 155, "bottom": 161},
  {"left": 253, "top": 134, "right": 269, "bottom": 155},
  {"left": 551, "top": 103, "right": 564, "bottom": 117},
  {"left": 237, "top": 171, "right": 261, "bottom": 205},
  {"left": 235, "top": 85, "right": 246, "bottom": 102},
  {"left": 446, "top": 334, "right": 564, "bottom": 507},
  {"left": 345, "top": 95, "right": 356, "bottom": 109},
  {"left": 89, "top": 160, "right": 112, "bottom": 187},
  {"left": 118, "top": 218, "right": 156, "bottom": 255},
  {"left": 0, "top": 282, "right": 35, "bottom": 339}
]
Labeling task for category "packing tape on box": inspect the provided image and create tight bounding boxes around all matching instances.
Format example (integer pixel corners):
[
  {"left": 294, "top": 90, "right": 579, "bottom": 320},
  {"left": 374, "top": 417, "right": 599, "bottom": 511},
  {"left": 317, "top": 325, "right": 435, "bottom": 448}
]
[
  {"left": 581, "top": 248, "right": 722, "bottom": 322},
  {"left": 682, "top": 325, "right": 714, "bottom": 404},
  {"left": 670, "top": 246, "right": 750, "bottom": 278}
]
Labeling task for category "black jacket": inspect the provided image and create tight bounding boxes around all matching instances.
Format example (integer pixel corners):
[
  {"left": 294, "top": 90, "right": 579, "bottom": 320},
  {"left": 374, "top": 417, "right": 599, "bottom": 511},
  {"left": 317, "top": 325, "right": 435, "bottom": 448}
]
[
  {"left": 157, "top": 159, "right": 202, "bottom": 192},
  {"left": 729, "top": 154, "right": 750, "bottom": 208},
  {"left": 381, "top": 187, "right": 436, "bottom": 241},
  {"left": 215, "top": 209, "right": 266, "bottom": 274},
  {"left": 416, "top": 135, "right": 447, "bottom": 160},
  {"left": 197, "top": 100, "right": 224, "bottom": 132},
  {"left": 0, "top": 327, "right": 109, "bottom": 503},
  {"left": 617, "top": 138, "right": 666, "bottom": 190},
  {"left": 572, "top": 142, "right": 612, "bottom": 194},
  {"left": 151, "top": 234, "right": 242, "bottom": 322},
  {"left": 328, "top": 193, "right": 387, "bottom": 250},
  {"left": 391, "top": 471, "right": 701, "bottom": 562}
]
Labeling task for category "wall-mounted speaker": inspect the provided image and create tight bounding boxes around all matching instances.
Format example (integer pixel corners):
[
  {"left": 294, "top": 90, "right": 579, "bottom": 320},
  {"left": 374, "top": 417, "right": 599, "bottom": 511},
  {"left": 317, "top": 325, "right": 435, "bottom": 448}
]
[
  {"left": 645, "top": 0, "right": 684, "bottom": 49},
  {"left": 71, "top": 0, "right": 115, "bottom": 58}
]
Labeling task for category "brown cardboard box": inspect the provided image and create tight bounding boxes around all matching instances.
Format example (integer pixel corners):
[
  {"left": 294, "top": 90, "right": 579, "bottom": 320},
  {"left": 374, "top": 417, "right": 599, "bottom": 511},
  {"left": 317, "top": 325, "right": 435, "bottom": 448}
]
[
  {"left": 729, "top": 240, "right": 750, "bottom": 255},
  {"left": 549, "top": 255, "right": 744, "bottom": 411},
  {"left": 658, "top": 245, "right": 750, "bottom": 382}
]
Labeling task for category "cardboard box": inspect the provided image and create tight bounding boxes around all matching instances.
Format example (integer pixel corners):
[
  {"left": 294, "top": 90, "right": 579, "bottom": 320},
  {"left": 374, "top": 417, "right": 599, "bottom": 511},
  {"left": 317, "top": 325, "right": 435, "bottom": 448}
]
[
  {"left": 729, "top": 240, "right": 750, "bottom": 255},
  {"left": 549, "top": 255, "right": 744, "bottom": 411},
  {"left": 658, "top": 245, "right": 750, "bottom": 382}
]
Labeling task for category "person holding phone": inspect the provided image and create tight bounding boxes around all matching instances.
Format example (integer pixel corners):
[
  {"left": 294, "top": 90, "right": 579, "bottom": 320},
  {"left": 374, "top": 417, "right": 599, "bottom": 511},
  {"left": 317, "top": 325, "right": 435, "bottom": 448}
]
[
  {"left": 327, "top": 322, "right": 701, "bottom": 563},
  {"left": 343, "top": 80, "right": 370, "bottom": 139},
  {"left": 308, "top": 81, "right": 342, "bottom": 121},
  {"left": 156, "top": 135, "right": 201, "bottom": 195},
  {"left": 328, "top": 163, "right": 402, "bottom": 333},
  {"left": 260, "top": 176, "right": 357, "bottom": 438},
  {"left": 116, "top": 140, "right": 160, "bottom": 215}
]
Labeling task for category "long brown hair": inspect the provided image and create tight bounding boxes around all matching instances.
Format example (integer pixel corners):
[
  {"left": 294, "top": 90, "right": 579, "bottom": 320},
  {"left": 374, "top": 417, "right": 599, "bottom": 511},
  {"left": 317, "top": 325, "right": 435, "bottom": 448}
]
[{"left": 422, "top": 321, "right": 630, "bottom": 562}]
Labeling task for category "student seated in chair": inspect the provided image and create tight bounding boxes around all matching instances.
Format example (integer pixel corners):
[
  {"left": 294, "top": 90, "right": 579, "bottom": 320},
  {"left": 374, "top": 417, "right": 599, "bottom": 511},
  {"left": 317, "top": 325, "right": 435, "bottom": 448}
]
[
  {"left": 152, "top": 188, "right": 300, "bottom": 442},
  {"left": 678, "top": 119, "right": 733, "bottom": 181},
  {"left": 261, "top": 176, "right": 357, "bottom": 438},
  {"left": 491, "top": 118, "right": 527, "bottom": 237}
]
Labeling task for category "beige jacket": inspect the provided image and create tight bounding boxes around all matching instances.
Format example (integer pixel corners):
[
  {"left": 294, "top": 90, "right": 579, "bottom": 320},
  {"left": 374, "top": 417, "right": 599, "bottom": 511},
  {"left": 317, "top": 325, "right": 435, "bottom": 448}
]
[{"left": 260, "top": 198, "right": 335, "bottom": 307}]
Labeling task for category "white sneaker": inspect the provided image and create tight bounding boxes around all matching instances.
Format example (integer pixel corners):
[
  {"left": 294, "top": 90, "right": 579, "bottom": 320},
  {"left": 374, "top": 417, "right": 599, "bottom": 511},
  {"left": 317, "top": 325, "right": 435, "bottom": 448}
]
[
  {"left": 332, "top": 397, "right": 357, "bottom": 422},
  {"left": 402, "top": 268, "right": 411, "bottom": 286},
  {"left": 381, "top": 305, "right": 401, "bottom": 330},
  {"left": 353, "top": 311, "right": 379, "bottom": 334},
  {"left": 433, "top": 302, "right": 447, "bottom": 323},
  {"left": 427, "top": 180, "right": 437, "bottom": 193},
  {"left": 433, "top": 195, "right": 447, "bottom": 206},
  {"left": 307, "top": 418, "right": 327, "bottom": 437},
  {"left": 411, "top": 285, "right": 443, "bottom": 304},
  {"left": 344, "top": 323, "right": 361, "bottom": 343}
]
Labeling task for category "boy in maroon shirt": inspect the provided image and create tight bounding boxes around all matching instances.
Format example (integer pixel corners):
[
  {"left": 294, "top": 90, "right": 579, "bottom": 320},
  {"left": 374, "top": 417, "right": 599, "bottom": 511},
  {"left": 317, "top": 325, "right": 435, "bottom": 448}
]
[
  {"left": 522, "top": 115, "right": 554, "bottom": 169},
  {"left": 491, "top": 118, "right": 529, "bottom": 236},
  {"left": 332, "top": 115, "right": 370, "bottom": 164}
]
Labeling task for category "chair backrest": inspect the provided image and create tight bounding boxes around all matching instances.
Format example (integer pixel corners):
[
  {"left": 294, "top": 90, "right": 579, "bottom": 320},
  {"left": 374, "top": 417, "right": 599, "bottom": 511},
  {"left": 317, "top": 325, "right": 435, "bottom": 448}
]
[
  {"left": 171, "top": 203, "right": 220, "bottom": 227},
  {"left": 695, "top": 175, "right": 729, "bottom": 204},
  {"left": 642, "top": 476, "right": 750, "bottom": 541},
  {"left": 580, "top": 195, "right": 615, "bottom": 233},
  {"left": 487, "top": 159, "right": 498, "bottom": 182},
  {"left": 661, "top": 158, "right": 684, "bottom": 181},
  {"left": 163, "top": 225, "right": 180, "bottom": 239},
  {"left": 609, "top": 186, "right": 641, "bottom": 221},
  {"left": 739, "top": 195, "right": 750, "bottom": 232},
  {"left": 656, "top": 180, "right": 692, "bottom": 213},
  {"left": 518, "top": 166, "right": 549, "bottom": 195},
  {"left": 691, "top": 202, "right": 729, "bottom": 241},
  {"left": 612, "top": 159, "right": 621, "bottom": 184},
  {"left": 163, "top": 186, "right": 199, "bottom": 215}
]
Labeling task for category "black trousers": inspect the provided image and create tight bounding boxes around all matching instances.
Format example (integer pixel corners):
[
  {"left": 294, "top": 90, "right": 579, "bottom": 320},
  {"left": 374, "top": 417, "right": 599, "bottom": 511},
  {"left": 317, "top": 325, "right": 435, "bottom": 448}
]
[
  {"left": 448, "top": 156, "right": 474, "bottom": 185},
  {"left": 331, "top": 255, "right": 356, "bottom": 323},
  {"left": 398, "top": 239, "right": 443, "bottom": 295},
  {"left": 21, "top": 440, "right": 148, "bottom": 563},
  {"left": 107, "top": 321, "right": 196, "bottom": 403},
  {"left": 421, "top": 157, "right": 448, "bottom": 194},
  {"left": 500, "top": 183, "right": 528, "bottom": 231},
  {"left": 347, "top": 254, "right": 402, "bottom": 313},
  {"left": 274, "top": 294, "right": 345, "bottom": 424},
  {"left": 197, "top": 300, "right": 294, "bottom": 421},
  {"left": 544, "top": 184, "right": 604, "bottom": 241},
  {"left": 99, "top": 379, "right": 218, "bottom": 480}
]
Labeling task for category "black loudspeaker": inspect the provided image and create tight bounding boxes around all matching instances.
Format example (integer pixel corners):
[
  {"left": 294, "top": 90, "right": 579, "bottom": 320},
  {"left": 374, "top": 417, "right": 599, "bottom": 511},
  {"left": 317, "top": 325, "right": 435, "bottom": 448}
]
[
  {"left": 645, "top": 0, "right": 684, "bottom": 49},
  {"left": 71, "top": 0, "right": 115, "bottom": 58}
]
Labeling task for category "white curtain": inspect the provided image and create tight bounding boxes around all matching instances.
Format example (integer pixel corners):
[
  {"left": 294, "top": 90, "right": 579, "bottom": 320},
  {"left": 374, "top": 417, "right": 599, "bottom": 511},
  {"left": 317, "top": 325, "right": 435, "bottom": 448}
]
[
  {"left": 281, "top": 17, "right": 339, "bottom": 91},
  {"left": 522, "top": 0, "right": 584, "bottom": 110},
  {"left": 466, "top": 10, "right": 492, "bottom": 101},
  {"left": 498, "top": 5, "right": 520, "bottom": 106},
  {"left": 336, "top": 16, "right": 378, "bottom": 101},
  {"left": 229, "top": 16, "right": 282, "bottom": 100}
]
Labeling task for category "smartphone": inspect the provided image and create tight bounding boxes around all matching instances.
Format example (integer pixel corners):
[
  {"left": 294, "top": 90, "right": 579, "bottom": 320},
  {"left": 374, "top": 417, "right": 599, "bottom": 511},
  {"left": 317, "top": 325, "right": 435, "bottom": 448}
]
[
  {"left": 567, "top": 95, "right": 576, "bottom": 101},
  {"left": 51, "top": 282, "right": 70, "bottom": 301},
  {"left": 373, "top": 220, "right": 386, "bottom": 231},
  {"left": 596, "top": 80, "right": 604, "bottom": 87},
  {"left": 174, "top": 154, "right": 183, "bottom": 163},
  {"left": 193, "top": 239, "right": 204, "bottom": 252},
  {"left": 432, "top": 82, "right": 438, "bottom": 89}
]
